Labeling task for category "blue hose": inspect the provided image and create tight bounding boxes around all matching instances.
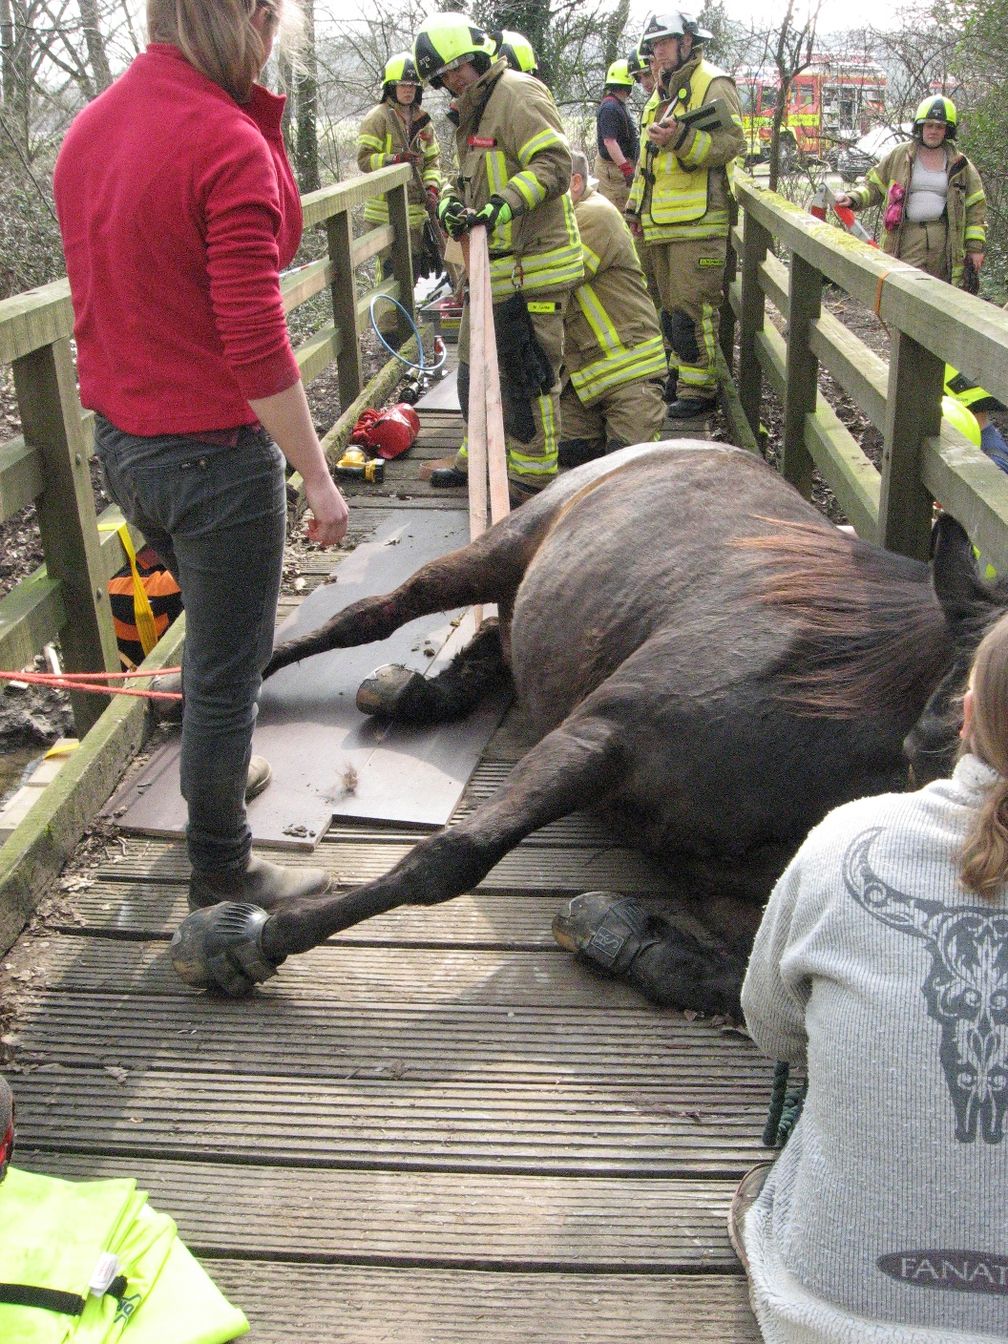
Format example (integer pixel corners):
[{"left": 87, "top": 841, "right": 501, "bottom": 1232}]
[{"left": 369, "top": 294, "right": 447, "bottom": 373}]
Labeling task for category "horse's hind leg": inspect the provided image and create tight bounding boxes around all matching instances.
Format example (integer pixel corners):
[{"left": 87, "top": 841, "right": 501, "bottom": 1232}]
[
  {"left": 170, "top": 710, "right": 625, "bottom": 990},
  {"left": 356, "top": 618, "right": 511, "bottom": 723}
]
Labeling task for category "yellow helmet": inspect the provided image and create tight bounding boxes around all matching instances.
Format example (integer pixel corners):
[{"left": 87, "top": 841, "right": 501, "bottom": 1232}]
[
  {"left": 604, "top": 59, "right": 634, "bottom": 89},
  {"left": 914, "top": 95, "right": 957, "bottom": 140},
  {"left": 413, "top": 12, "right": 496, "bottom": 88},
  {"left": 495, "top": 29, "right": 539, "bottom": 75},
  {"left": 382, "top": 52, "right": 421, "bottom": 103},
  {"left": 941, "top": 395, "right": 981, "bottom": 448}
]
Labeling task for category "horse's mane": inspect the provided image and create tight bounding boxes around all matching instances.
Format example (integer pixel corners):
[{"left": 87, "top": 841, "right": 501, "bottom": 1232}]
[{"left": 734, "top": 518, "right": 952, "bottom": 718}]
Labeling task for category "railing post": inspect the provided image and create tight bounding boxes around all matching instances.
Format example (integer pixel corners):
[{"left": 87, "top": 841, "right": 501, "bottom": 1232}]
[
  {"left": 386, "top": 182, "right": 416, "bottom": 347},
  {"left": 878, "top": 329, "right": 943, "bottom": 561},
  {"left": 738, "top": 210, "right": 769, "bottom": 443},
  {"left": 720, "top": 196, "right": 738, "bottom": 366},
  {"left": 780, "top": 252, "right": 820, "bottom": 498},
  {"left": 12, "top": 339, "right": 119, "bottom": 735},
  {"left": 326, "top": 208, "right": 364, "bottom": 408}
]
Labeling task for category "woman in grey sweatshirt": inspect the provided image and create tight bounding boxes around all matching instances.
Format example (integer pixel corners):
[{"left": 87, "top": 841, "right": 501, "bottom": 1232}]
[{"left": 737, "top": 611, "right": 1008, "bottom": 1343}]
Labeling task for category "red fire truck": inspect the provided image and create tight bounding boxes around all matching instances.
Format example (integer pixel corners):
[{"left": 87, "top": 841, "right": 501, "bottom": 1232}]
[{"left": 739, "top": 56, "right": 887, "bottom": 166}]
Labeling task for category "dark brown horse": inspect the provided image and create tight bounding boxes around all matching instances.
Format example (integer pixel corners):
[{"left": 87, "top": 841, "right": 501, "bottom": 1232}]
[{"left": 170, "top": 443, "right": 1008, "bottom": 1010}]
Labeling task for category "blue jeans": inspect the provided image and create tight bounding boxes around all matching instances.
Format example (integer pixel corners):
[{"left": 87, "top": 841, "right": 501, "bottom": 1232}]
[{"left": 94, "top": 416, "right": 286, "bottom": 873}]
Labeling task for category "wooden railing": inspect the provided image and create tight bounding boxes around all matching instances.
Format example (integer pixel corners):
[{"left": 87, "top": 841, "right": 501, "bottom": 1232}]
[
  {"left": 720, "top": 174, "right": 1008, "bottom": 570},
  {"left": 0, "top": 162, "right": 415, "bottom": 739}
]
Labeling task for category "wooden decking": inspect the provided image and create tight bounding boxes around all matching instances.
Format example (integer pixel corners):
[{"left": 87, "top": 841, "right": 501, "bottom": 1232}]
[{"left": 1, "top": 389, "right": 766, "bottom": 1340}]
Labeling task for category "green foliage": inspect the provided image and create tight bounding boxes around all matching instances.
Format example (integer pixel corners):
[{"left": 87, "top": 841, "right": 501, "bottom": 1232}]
[{"left": 0, "top": 158, "right": 64, "bottom": 300}]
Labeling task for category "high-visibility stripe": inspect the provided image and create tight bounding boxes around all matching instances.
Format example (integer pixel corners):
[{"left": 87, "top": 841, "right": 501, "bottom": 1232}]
[
  {"left": 510, "top": 169, "right": 547, "bottom": 209},
  {"left": 364, "top": 199, "right": 429, "bottom": 228},
  {"left": 489, "top": 243, "right": 584, "bottom": 298},
  {"left": 575, "top": 283, "right": 622, "bottom": 356},
  {"left": 964, "top": 226, "right": 985, "bottom": 243},
  {"left": 581, "top": 242, "right": 602, "bottom": 279},
  {"left": 681, "top": 129, "right": 711, "bottom": 167},
  {"left": 642, "top": 213, "right": 730, "bottom": 243},
  {"left": 965, "top": 189, "right": 985, "bottom": 208},
  {"left": 484, "top": 150, "right": 513, "bottom": 252},
  {"left": 518, "top": 127, "right": 563, "bottom": 165},
  {"left": 570, "top": 335, "right": 667, "bottom": 401}
]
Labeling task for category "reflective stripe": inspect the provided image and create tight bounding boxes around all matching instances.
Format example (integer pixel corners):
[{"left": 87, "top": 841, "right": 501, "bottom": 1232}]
[
  {"left": 964, "top": 226, "right": 985, "bottom": 243},
  {"left": 681, "top": 128, "right": 711, "bottom": 167},
  {"left": 489, "top": 243, "right": 584, "bottom": 298},
  {"left": 581, "top": 241, "right": 602, "bottom": 279},
  {"left": 364, "top": 199, "right": 429, "bottom": 228},
  {"left": 643, "top": 212, "right": 730, "bottom": 243},
  {"left": 509, "top": 391, "right": 558, "bottom": 476},
  {"left": 484, "top": 149, "right": 513, "bottom": 252},
  {"left": 518, "top": 127, "right": 563, "bottom": 165},
  {"left": 575, "top": 282, "right": 621, "bottom": 356},
  {"left": 965, "top": 189, "right": 985, "bottom": 208},
  {"left": 570, "top": 335, "right": 667, "bottom": 402},
  {"left": 510, "top": 169, "right": 547, "bottom": 209}
]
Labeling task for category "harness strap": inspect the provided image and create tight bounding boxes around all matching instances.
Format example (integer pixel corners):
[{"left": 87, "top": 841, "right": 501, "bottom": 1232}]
[{"left": 0, "top": 1273, "right": 128, "bottom": 1317}]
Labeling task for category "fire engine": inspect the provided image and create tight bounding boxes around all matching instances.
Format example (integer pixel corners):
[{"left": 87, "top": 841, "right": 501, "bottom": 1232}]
[{"left": 739, "top": 55, "right": 887, "bottom": 166}]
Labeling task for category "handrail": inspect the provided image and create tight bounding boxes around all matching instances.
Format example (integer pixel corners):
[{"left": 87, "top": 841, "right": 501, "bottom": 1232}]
[{"left": 722, "top": 174, "right": 1008, "bottom": 570}]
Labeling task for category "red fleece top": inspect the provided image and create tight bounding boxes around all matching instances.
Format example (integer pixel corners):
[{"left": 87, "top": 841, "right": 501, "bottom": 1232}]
[{"left": 54, "top": 44, "right": 303, "bottom": 434}]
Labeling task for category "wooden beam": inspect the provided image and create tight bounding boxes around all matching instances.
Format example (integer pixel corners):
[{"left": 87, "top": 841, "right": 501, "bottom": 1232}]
[
  {"left": 780, "top": 253, "right": 821, "bottom": 498},
  {"left": 879, "top": 329, "right": 943, "bottom": 560},
  {"left": 0, "top": 279, "right": 74, "bottom": 365},
  {"left": 737, "top": 210, "right": 769, "bottom": 439},
  {"left": 300, "top": 164, "right": 411, "bottom": 229},
  {"left": 385, "top": 182, "right": 416, "bottom": 347},
  {"left": 0, "top": 437, "right": 44, "bottom": 523},
  {"left": 326, "top": 209, "right": 364, "bottom": 410}
]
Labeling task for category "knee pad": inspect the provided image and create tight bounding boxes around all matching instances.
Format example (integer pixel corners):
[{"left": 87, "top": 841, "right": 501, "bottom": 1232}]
[
  {"left": 558, "top": 438, "right": 602, "bottom": 469},
  {"left": 668, "top": 309, "right": 700, "bottom": 364}
]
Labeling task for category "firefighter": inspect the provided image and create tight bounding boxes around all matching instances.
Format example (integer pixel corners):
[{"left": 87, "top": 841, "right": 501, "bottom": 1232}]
[
  {"left": 626, "top": 12, "right": 744, "bottom": 418},
  {"left": 357, "top": 52, "right": 443, "bottom": 304},
  {"left": 594, "top": 60, "right": 639, "bottom": 212},
  {"left": 413, "top": 11, "right": 583, "bottom": 505},
  {"left": 558, "top": 151, "right": 667, "bottom": 468},
  {"left": 834, "top": 96, "right": 986, "bottom": 291},
  {"left": 493, "top": 28, "right": 541, "bottom": 80},
  {"left": 945, "top": 365, "right": 1008, "bottom": 469},
  {"left": 627, "top": 41, "right": 656, "bottom": 98}
]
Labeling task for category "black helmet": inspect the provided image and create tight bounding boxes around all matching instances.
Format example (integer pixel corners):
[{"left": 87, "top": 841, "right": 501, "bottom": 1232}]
[{"left": 626, "top": 43, "right": 649, "bottom": 77}]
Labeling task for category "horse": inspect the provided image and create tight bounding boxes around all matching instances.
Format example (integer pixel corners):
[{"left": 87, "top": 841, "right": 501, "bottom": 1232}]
[{"left": 169, "top": 443, "right": 1008, "bottom": 1011}]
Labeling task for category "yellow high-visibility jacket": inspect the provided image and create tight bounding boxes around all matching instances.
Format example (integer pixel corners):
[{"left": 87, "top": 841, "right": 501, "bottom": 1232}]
[
  {"left": 448, "top": 59, "right": 583, "bottom": 300},
  {"left": 357, "top": 101, "right": 442, "bottom": 231},
  {"left": 627, "top": 55, "right": 744, "bottom": 243},
  {"left": 564, "top": 185, "right": 666, "bottom": 404}
]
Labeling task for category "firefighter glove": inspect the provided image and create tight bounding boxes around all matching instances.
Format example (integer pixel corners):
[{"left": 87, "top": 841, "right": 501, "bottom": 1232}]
[
  {"left": 391, "top": 151, "right": 421, "bottom": 166},
  {"left": 426, "top": 186, "right": 440, "bottom": 208},
  {"left": 437, "top": 196, "right": 467, "bottom": 238},
  {"left": 619, "top": 159, "right": 636, "bottom": 181},
  {"left": 463, "top": 195, "right": 513, "bottom": 234}
]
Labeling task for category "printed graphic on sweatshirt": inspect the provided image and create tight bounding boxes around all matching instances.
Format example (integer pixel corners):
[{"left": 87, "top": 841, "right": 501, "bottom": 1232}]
[
  {"left": 843, "top": 827, "right": 1008, "bottom": 1144},
  {"left": 878, "top": 1250, "right": 1008, "bottom": 1296}
]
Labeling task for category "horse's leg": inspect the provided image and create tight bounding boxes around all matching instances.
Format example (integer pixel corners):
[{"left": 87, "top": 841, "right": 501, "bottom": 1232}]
[
  {"left": 263, "top": 513, "right": 541, "bottom": 679},
  {"left": 356, "top": 618, "right": 511, "bottom": 723},
  {"left": 170, "top": 711, "right": 624, "bottom": 991}
]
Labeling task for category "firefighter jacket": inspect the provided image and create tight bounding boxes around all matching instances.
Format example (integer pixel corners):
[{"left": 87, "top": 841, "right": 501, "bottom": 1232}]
[
  {"left": 627, "top": 55, "right": 744, "bottom": 243},
  {"left": 357, "top": 101, "right": 442, "bottom": 231},
  {"left": 846, "top": 139, "right": 986, "bottom": 289},
  {"left": 564, "top": 185, "right": 666, "bottom": 405},
  {"left": 447, "top": 59, "right": 584, "bottom": 301}
]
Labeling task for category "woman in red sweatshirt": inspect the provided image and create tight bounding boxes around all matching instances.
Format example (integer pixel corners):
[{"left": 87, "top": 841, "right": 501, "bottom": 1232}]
[{"left": 54, "top": 0, "right": 347, "bottom": 920}]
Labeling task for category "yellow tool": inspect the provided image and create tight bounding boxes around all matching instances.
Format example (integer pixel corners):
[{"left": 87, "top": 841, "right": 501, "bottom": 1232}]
[{"left": 335, "top": 446, "right": 385, "bottom": 483}]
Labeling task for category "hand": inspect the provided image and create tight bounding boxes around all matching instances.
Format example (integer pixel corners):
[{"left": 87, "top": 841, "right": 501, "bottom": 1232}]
[
  {"left": 619, "top": 159, "right": 635, "bottom": 182},
  {"left": 426, "top": 186, "right": 440, "bottom": 209},
  {"left": 624, "top": 212, "right": 643, "bottom": 238},
  {"left": 833, "top": 192, "right": 854, "bottom": 208},
  {"left": 968, "top": 252, "right": 984, "bottom": 270},
  {"left": 392, "top": 151, "right": 421, "bottom": 167},
  {"left": 463, "top": 195, "right": 512, "bottom": 233},
  {"left": 647, "top": 119, "right": 677, "bottom": 147},
  {"left": 303, "top": 472, "right": 349, "bottom": 547},
  {"left": 437, "top": 195, "right": 467, "bottom": 238}
]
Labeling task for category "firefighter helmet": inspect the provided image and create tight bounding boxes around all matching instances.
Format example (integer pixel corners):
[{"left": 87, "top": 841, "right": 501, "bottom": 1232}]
[
  {"left": 382, "top": 52, "right": 421, "bottom": 104},
  {"left": 604, "top": 59, "right": 634, "bottom": 89},
  {"left": 640, "top": 11, "right": 712, "bottom": 47},
  {"left": 413, "top": 12, "right": 496, "bottom": 88},
  {"left": 945, "top": 365, "right": 1003, "bottom": 416},
  {"left": 626, "top": 43, "right": 649, "bottom": 77},
  {"left": 913, "top": 95, "right": 957, "bottom": 140},
  {"left": 495, "top": 29, "right": 539, "bottom": 75},
  {"left": 941, "top": 395, "right": 981, "bottom": 448}
]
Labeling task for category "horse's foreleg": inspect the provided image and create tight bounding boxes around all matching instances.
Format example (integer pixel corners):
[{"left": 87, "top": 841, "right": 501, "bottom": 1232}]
[
  {"left": 356, "top": 619, "right": 511, "bottom": 723},
  {"left": 263, "top": 525, "right": 532, "bottom": 680},
  {"left": 169, "top": 713, "right": 625, "bottom": 994}
]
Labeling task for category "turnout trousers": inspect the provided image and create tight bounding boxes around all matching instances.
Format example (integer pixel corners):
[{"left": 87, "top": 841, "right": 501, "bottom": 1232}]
[{"left": 650, "top": 236, "right": 726, "bottom": 401}]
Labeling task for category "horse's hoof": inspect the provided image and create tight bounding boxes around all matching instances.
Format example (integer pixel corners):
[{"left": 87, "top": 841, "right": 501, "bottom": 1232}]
[
  {"left": 356, "top": 663, "right": 426, "bottom": 717},
  {"left": 553, "top": 892, "right": 657, "bottom": 976},
  {"left": 170, "top": 902, "right": 282, "bottom": 996}
]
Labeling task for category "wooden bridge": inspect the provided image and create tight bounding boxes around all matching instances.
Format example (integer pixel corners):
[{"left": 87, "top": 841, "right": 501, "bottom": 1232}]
[{"left": 2, "top": 164, "right": 1008, "bottom": 1341}]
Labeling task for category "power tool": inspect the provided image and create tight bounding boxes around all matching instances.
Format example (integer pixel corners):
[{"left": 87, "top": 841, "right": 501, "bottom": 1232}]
[{"left": 335, "top": 446, "right": 385, "bottom": 483}]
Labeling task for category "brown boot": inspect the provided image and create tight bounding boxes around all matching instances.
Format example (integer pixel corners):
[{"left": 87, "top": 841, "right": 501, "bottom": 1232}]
[{"left": 189, "top": 855, "right": 330, "bottom": 911}]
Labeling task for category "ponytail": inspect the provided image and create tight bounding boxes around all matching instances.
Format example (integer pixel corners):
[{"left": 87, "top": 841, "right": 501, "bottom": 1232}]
[{"left": 958, "top": 610, "right": 1008, "bottom": 898}]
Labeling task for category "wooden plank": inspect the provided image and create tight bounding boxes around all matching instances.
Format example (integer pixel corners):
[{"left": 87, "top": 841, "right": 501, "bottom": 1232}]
[
  {"left": 0, "top": 618, "right": 185, "bottom": 958},
  {"left": 12, "top": 338, "right": 121, "bottom": 733},
  {"left": 0, "top": 278, "right": 74, "bottom": 365},
  {"left": 10, "top": 1069, "right": 769, "bottom": 1175},
  {"left": 351, "top": 224, "right": 395, "bottom": 268},
  {"left": 294, "top": 321, "right": 342, "bottom": 387},
  {"left": 14, "top": 936, "right": 688, "bottom": 1010},
  {"left": 75, "top": 836, "right": 673, "bottom": 891},
  {"left": 386, "top": 181, "right": 416, "bottom": 347},
  {"left": 204, "top": 1263, "right": 761, "bottom": 1342},
  {"left": 326, "top": 208, "right": 363, "bottom": 407},
  {"left": 807, "top": 309, "right": 887, "bottom": 432},
  {"left": 0, "top": 436, "right": 44, "bottom": 522},
  {"left": 8, "top": 992, "right": 761, "bottom": 1085},
  {"left": 0, "top": 565, "right": 65, "bottom": 671},
  {"left": 804, "top": 406, "right": 881, "bottom": 540},
  {"left": 16, "top": 1151, "right": 747, "bottom": 1270},
  {"left": 280, "top": 257, "right": 334, "bottom": 313},
  {"left": 756, "top": 253, "right": 787, "bottom": 316},
  {"left": 781, "top": 252, "right": 820, "bottom": 497},
  {"left": 920, "top": 427, "right": 1008, "bottom": 574},
  {"left": 737, "top": 210, "right": 769, "bottom": 438},
  {"left": 300, "top": 164, "right": 412, "bottom": 229},
  {"left": 879, "top": 328, "right": 943, "bottom": 560}
]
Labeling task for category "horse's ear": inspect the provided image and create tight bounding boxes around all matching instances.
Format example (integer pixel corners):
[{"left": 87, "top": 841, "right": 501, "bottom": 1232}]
[{"left": 931, "top": 512, "right": 995, "bottom": 626}]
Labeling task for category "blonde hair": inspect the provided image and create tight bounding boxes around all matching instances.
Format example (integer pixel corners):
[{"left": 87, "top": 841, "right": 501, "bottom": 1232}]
[
  {"left": 146, "top": 0, "right": 297, "bottom": 102},
  {"left": 959, "top": 610, "right": 1008, "bottom": 898}
]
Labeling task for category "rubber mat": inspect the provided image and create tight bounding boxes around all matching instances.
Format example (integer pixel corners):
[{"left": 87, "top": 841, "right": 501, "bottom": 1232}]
[
  {"left": 414, "top": 367, "right": 460, "bottom": 412},
  {"left": 106, "top": 511, "right": 508, "bottom": 849}
]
